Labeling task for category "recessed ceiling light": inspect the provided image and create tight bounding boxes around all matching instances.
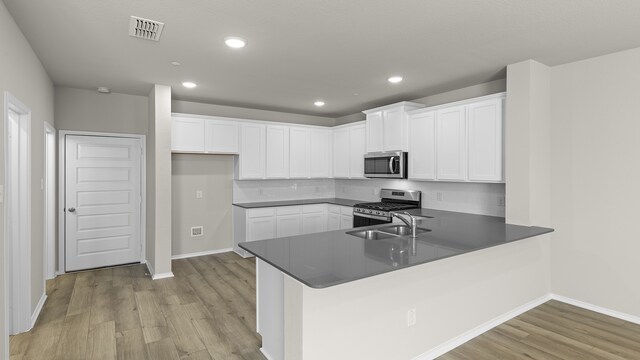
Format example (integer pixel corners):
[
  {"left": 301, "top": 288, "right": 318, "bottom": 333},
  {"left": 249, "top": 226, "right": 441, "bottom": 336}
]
[
  {"left": 388, "top": 76, "right": 403, "bottom": 84},
  {"left": 97, "top": 86, "right": 111, "bottom": 94},
  {"left": 353, "top": 93, "right": 359, "bottom": 96},
  {"left": 224, "top": 36, "right": 247, "bottom": 49},
  {"left": 170, "top": 61, "right": 181, "bottom": 66},
  {"left": 182, "top": 81, "right": 197, "bottom": 88},
  {"left": 314, "top": 100, "right": 325, "bottom": 107}
]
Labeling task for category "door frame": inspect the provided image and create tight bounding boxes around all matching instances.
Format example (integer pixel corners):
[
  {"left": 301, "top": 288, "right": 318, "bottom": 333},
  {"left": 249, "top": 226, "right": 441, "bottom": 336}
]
[
  {"left": 44, "top": 123, "right": 56, "bottom": 279},
  {"left": 3, "top": 91, "right": 32, "bottom": 337},
  {"left": 57, "top": 130, "right": 146, "bottom": 274}
]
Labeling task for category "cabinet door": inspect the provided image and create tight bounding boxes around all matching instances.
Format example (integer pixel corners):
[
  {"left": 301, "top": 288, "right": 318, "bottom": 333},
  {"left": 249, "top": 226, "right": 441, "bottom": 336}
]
[
  {"left": 171, "top": 117, "right": 205, "bottom": 152},
  {"left": 302, "top": 212, "right": 327, "bottom": 235},
  {"left": 327, "top": 213, "right": 341, "bottom": 231},
  {"left": 204, "top": 119, "right": 239, "bottom": 153},
  {"left": 408, "top": 111, "right": 436, "bottom": 180},
  {"left": 266, "top": 125, "right": 290, "bottom": 179},
  {"left": 468, "top": 98, "right": 503, "bottom": 182},
  {"left": 289, "top": 127, "right": 310, "bottom": 178},
  {"left": 332, "top": 128, "right": 350, "bottom": 178},
  {"left": 349, "top": 124, "right": 366, "bottom": 178},
  {"left": 340, "top": 215, "right": 353, "bottom": 230},
  {"left": 309, "top": 129, "right": 331, "bottom": 178},
  {"left": 247, "top": 216, "right": 276, "bottom": 242},
  {"left": 276, "top": 214, "right": 302, "bottom": 237},
  {"left": 436, "top": 106, "right": 467, "bottom": 181},
  {"left": 366, "top": 111, "right": 383, "bottom": 153},
  {"left": 239, "top": 123, "right": 266, "bottom": 179},
  {"left": 382, "top": 108, "right": 403, "bottom": 151}
]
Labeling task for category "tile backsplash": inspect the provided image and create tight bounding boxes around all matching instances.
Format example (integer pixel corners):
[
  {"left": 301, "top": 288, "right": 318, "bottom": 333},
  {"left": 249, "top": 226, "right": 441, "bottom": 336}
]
[{"left": 233, "top": 178, "right": 505, "bottom": 217}]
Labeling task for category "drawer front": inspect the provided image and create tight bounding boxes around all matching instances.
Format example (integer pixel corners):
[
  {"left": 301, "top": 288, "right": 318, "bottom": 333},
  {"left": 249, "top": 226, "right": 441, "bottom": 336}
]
[
  {"left": 276, "top": 206, "right": 302, "bottom": 216},
  {"left": 302, "top": 204, "right": 326, "bottom": 214},
  {"left": 247, "top": 208, "right": 276, "bottom": 218},
  {"left": 340, "top": 206, "right": 354, "bottom": 216},
  {"left": 328, "top": 205, "right": 341, "bottom": 214}
]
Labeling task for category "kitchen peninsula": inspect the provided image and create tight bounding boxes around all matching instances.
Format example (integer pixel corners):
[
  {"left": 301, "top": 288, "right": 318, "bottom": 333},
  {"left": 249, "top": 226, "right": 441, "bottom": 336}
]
[{"left": 239, "top": 208, "right": 553, "bottom": 360}]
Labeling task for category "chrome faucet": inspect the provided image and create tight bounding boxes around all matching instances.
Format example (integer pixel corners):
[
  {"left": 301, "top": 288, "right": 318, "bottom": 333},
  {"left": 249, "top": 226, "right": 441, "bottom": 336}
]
[{"left": 392, "top": 211, "right": 420, "bottom": 238}]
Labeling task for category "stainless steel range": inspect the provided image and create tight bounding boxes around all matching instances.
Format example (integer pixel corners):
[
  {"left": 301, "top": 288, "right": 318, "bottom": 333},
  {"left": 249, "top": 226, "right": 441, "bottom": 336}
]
[{"left": 353, "top": 189, "right": 421, "bottom": 227}]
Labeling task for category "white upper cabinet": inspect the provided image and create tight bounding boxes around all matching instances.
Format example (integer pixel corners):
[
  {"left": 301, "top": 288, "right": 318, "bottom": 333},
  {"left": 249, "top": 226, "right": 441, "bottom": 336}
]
[
  {"left": 436, "top": 105, "right": 467, "bottom": 181},
  {"left": 332, "top": 127, "right": 350, "bottom": 178},
  {"left": 204, "top": 119, "right": 239, "bottom": 153},
  {"left": 365, "top": 111, "right": 383, "bottom": 152},
  {"left": 408, "top": 110, "right": 436, "bottom": 180},
  {"left": 239, "top": 123, "right": 266, "bottom": 179},
  {"left": 171, "top": 117, "right": 205, "bottom": 152},
  {"left": 363, "top": 102, "right": 424, "bottom": 152},
  {"left": 289, "top": 127, "right": 310, "bottom": 178},
  {"left": 265, "top": 125, "right": 290, "bottom": 179},
  {"left": 468, "top": 98, "right": 504, "bottom": 182},
  {"left": 349, "top": 124, "right": 366, "bottom": 178},
  {"left": 309, "top": 129, "right": 332, "bottom": 178}
]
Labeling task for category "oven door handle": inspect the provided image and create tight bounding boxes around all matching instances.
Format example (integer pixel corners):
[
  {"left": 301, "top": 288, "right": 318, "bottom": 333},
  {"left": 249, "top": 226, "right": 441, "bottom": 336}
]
[
  {"left": 389, "top": 157, "right": 395, "bottom": 174},
  {"left": 353, "top": 212, "right": 390, "bottom": 221}
]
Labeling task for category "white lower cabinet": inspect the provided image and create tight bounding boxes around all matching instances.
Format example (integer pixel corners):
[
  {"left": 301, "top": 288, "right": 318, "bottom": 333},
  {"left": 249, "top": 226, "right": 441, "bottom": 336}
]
[
  {"left": 276, "top": 206, "right": 302, "bottom": 237},
  {"left": 327, "top": 212, "right": 341, "bottom": 231},
  {"left": 301, "top": 205, "right": 327, "bottom": 234},
  {"left": 329, "top": 205, "right": 353, "bottom": 230},
  {"left": 233, "top": 207, "right": 277, "bottom": 257}
]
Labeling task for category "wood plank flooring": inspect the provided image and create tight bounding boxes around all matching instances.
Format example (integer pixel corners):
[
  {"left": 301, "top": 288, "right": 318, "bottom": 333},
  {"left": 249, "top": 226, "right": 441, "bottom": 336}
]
[
  {"left": 10, "top": 252, "right": 640, "bottom": 359},
  {"left": 9, "top": 252, "right": 264, "bottom": 360},
  {"left": 438, "top": 300, "right": 640, "bottom": 360}
]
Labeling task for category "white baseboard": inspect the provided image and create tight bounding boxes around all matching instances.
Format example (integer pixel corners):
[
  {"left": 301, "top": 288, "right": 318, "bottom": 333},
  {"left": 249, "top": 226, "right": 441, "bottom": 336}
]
[
  {"left": 30, "top": 293, "right": 47, "bottom": 329},
  {"left": 550, "top": 293, "right": 640, "bottom": 325},
  {"left": 145, "top": 261, "right": 174, "bottom": 280},
  {"left": 260, "top": 348, "right": 276, "bottom": 360},
  {"left": 171, "top": 248, "right": 233, "bottom": 260},
  {"left": 414, "top": 294, "right": 552, "bottom": 360}
]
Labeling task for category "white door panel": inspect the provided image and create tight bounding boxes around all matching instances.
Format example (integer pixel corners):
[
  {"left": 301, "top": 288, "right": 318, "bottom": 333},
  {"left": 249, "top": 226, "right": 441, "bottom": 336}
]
[{"left": 65, "top": 135, "right": 142, "bottom": 271}]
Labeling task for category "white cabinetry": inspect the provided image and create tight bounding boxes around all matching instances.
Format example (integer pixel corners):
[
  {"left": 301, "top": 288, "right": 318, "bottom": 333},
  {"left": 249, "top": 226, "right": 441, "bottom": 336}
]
[
  {"left": 408, "top": 111, "right": 436, "bottom": 180},
  {"left": 333, "top": 122, "right": 365, "bottom": 178},
  {"left": 233, "top": 207, "right": 277, "bottom": 257},
  {"left": 266, "top": 125, "right": 290, "bottom": 179},
  {"left": 289, "top": 127, "right": 309, "bottom": 178},
  {"left": 328, "top": 205, "right": 353, "bottom": 230},
  {"left": 301, "top": 205, "right": 327, "bottom": 234},
  {"left": 467, "top": 98, "right": 504, "bottom": 182},
  {"left": 436, "top": 105, "right": 467, "bottom": 181},
  {"left": 276, "top": 206, "right": 302, "bottom": 238},
  {"left": 171, "top": 116, "right": 205, "bottom": 152},
  {"left": 239, "top": 123, "right": 266, "bottom": 179},
  {"left": 172, "top": 115, "right": 239, "bottom": 153},
  {"left": 290, "top": 127, "right": 332, "bottom": 178},
  {"left": 363, "top": 102, "right": 424, "bottom": 152}
]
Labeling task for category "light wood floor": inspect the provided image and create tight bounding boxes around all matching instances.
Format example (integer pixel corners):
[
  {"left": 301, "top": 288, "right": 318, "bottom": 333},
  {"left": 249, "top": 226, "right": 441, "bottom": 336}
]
[
  {"left": 9, "top": 252, "right": 264, "bottom": 360},
  {"left": 438, "top": 300, "right": 640, "bottom": 360},
  {"left": 10, "top": 252, "right": 640, "bottom": 360}
]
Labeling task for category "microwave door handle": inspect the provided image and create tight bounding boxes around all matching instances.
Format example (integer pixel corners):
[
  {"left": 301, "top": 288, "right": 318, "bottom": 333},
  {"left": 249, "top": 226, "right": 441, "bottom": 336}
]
[{"left": 389, "top": 157, "right": 395, "bottom": 174}]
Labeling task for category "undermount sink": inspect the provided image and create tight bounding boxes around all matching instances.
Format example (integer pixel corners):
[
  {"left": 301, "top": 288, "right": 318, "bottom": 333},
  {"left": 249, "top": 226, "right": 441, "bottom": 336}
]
[
  {"left": 346, "top": 229, "right": 398, "bottom": 240},
  {"left": 347, "top": 226, "right": 432, "bottom": 240},
  {"left": 377, "top": 225, "right": 431, "bottom": 236}
]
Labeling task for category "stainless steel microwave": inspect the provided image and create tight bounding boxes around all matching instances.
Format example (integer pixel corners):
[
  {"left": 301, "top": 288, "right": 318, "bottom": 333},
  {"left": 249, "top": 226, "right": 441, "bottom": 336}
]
[{"left": 364, "top": 151, "right": 407, "bottom": 179}]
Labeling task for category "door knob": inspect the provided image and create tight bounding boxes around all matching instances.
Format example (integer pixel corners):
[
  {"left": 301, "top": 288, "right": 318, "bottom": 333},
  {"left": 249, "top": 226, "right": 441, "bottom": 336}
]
[{"left": 68, "top": 207, "right": 76, "bottom": 213}]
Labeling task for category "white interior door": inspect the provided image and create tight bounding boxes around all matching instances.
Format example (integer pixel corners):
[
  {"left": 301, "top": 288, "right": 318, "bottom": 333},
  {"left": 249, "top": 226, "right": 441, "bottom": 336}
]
[{"left": 65, "top": 135, "right": 142, "bottom": 271}]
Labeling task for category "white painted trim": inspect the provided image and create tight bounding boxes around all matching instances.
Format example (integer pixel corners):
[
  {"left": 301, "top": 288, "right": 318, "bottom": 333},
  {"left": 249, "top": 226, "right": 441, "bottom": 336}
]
[
  {"left": 43, "top": 122, "right": 56, "bottom": 280},
  {"left": 413, "top": 294, "right": 551, "bottom": 360},
  {"left": 30, "top": 293, "right": 47, "bottom": 329},
  {"left": 57, "top": 131, "right": 146, "bottom": 274},
  {"left": 171, "top": 248, "right": 233, "bottom": 260},
  {"left": 259, "top": 348, "right": 276, "bottom": 360},
  {"left": 145, "top": 260, "right": 174, "bottom": 280},
  {"left": 550, "top": 294, "right": 640, "bottom": 326}
]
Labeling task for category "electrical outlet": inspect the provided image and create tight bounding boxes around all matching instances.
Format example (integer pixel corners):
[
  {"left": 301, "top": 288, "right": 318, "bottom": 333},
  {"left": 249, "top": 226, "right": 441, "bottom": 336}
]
[
  {"left": 196, "top": 190, "right": 203, "bottom": 199},
  {"left": 497, "top": 196, "right": 506, "bottom": 207},
  {"left": 407, "top": 308, "right": 416, "bottom": 327},
  {"left": 436, "top": 192, "right": 443, "bottom": 201},
  {"left": 191, "top": 226, "right": 203, "bottom": 237}
]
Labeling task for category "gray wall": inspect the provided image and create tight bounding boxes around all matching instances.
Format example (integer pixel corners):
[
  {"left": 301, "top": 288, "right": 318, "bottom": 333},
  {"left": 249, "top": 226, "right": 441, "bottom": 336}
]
[
  {"left": 0, "top": 1, "right": 54, "bottom": 354},
  {"left": 55, "top": 87, "right": 148, "bottom": 134},
  {"left": 334, "top": 79, "right": 506, "bottom": 125},
  {"left": 172, "top": 154, "right": 234, "bottom": 256},
  {"left": 172, "top": 99, "right": 336, "bottom": 126}
]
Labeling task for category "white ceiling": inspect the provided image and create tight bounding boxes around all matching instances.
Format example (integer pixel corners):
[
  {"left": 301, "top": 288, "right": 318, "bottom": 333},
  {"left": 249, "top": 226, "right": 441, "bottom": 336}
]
[{"left": 4, "top": 0, "right": 640, "bottom": 117}]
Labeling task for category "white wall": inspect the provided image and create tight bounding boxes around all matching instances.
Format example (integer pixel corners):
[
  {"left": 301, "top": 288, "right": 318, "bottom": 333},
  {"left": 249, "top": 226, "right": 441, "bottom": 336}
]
[
  {"left": 172, "top": 154, "right": 234, "bottom": 256},
  {"left": 550, "top": 47, "right": 640, "bottom": 317},
  {"left": 0, "top": 1, "right": 54, "bottom": 354}
]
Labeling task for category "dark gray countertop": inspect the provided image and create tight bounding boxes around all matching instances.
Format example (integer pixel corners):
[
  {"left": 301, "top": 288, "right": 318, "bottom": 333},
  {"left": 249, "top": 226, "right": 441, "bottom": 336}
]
[
  {"left": 239, "top": 208, "right": 553, "bottom": 289},
  {"left": 233, "top": 197, "right": 361, "bottom": 208}
]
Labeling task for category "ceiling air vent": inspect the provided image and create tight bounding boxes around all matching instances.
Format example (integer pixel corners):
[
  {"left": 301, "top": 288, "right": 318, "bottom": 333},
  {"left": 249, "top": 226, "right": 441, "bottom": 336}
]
[{"left": 129, "top": 16, "right": 164, "bottom": 41}]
